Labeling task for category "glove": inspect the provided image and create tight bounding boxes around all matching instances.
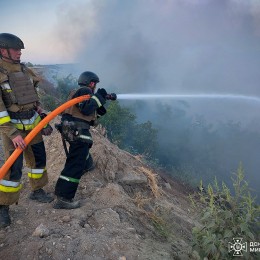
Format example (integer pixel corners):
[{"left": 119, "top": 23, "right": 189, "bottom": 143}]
[
  {"left": 41, "top": 124, "right": 53, "bottom": 136},
  {"left": 97, "top": 106, "right": 107, "bottom": 117},
  {"left": 39, "top": 113, "right": 47, "bottom": 119},
  {"left": 96, "top": 88, "right": 107, "bottom": 99},
  {"left": 106, "top": 93, "right": 117, "bottom": 101},
  {"left": 34, "top": 106, "right": 44, "bottom": 115}
]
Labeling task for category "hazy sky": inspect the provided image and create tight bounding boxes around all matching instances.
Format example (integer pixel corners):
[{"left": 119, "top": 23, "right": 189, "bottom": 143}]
[
  {"left": 1, "top": 0, "right": 260, "bottom": 97},
  {"left": 2, "top": 0, "right": 260, "bottom": 194}
]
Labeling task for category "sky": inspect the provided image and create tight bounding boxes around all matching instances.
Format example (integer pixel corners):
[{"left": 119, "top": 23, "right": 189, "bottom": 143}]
[{"left": 1, "top": 0, "right": 260, "bottom": 96}]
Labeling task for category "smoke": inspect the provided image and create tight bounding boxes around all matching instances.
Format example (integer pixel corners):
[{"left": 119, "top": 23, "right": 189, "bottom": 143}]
[
  {"left": 52, "top": 0, "right": 260, "bottom": 198},
  {"left": 51, "top": 0, "right": 260, "bottom": 128},
  {"left": 52, "top": 0, "right": 260, "bottom": 95}
]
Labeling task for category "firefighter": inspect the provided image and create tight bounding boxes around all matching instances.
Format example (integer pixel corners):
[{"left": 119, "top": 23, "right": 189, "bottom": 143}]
[
  {"left": 53, "top": 71, "right": 116, "bottom": 209},
  {"left": 0, "top": 33, "right": 53, "bottom": 228}
]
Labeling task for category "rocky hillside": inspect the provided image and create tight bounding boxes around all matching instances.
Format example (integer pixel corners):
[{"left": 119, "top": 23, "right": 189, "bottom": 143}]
[{"left": 0, "top": 119, "right": 199, "bottom": 260}]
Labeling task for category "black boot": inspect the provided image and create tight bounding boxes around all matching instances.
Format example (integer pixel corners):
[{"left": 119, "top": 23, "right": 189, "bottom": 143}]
[
  {"left": 53, "top": 197, "right": 80, "bottom": 209},
  {"left": 0, "top": 205, "right": 11, "bottom": 228},
  {"left": 29, "top": 188, "right": 54, "bottom": 203}
]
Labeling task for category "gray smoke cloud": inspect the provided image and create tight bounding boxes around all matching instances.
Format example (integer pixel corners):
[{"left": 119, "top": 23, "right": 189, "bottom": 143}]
[
  {"left": 51, "top": 0, "right": 260, "bottom": 127},
  {"left": 52, "top": 0, "right": 260, "bottom": 197},
  {"left": 53, "top": 0, "right": 260, "bottom": 96}
]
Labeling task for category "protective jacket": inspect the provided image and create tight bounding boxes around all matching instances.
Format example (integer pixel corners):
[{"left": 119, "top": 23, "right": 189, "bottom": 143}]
[
  {"left": 63, "top": 86, "right": 105, "bottom": 123},
  {"left": 0, "top": 59, "right": 41, "bottom": 136},
  {"left": 0, "top": 59, "right": 48, "bottom": 205}
]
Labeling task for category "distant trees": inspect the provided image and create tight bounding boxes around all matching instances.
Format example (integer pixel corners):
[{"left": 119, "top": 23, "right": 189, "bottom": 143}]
[
  {"left": 39, "top": 74, "right": 77, "bottom": 111},
  {"left": 39, "top": 75, "right": 158, "bottom": 158},
  {"left": 24, "top": 62, "right": 34, "bottom": 67},
  {"left": 128, "top": 100, "right": 260, "bottom": 199},
  {"left": 99, "top": 101, "right": 158, "bottom": 157},
  {"left": 56, "top": 74, "right": 77, "bottom": 103},
  {"left": 40, "top": 94, "right": 58, "bottom": 111}
]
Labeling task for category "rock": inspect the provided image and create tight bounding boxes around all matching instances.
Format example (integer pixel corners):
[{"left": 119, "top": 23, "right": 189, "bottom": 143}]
[
  {"left": 16, "top": 220, "right": 23, "bottom": 225},
  {"left": 32, "top": 223, "right": 50, "bottom": 238},
  {"left": 165, "top": 183, "right": 171, "bottom": 189},
  {"left": 93, "top": 208, "right": 120, "bottom": 227},
  {"left": 61, "top": 215, "right": 71, "bottom": 223},
  {"left": 117, "top": 171, "right": 147, "bottom": 185}
]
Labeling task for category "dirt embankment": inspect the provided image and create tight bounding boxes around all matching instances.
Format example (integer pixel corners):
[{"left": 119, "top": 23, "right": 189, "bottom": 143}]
[{"left": 0, "top": 120, "right": 199, "bottom": 260}]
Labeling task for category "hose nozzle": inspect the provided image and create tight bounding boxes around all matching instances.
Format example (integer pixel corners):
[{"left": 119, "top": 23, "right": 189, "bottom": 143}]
[{"left": 106, "top": 93, "right": 117, "bottom": 101}]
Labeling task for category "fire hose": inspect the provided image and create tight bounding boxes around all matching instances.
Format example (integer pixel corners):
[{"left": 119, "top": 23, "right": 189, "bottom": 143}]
[{"left": 0, "top": 95, "right": 91, "bottom": 180}]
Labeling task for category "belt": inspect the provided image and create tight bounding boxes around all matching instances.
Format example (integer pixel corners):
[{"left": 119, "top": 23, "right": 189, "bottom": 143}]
[
  {"left": 62, "top": 114, "right": 90, "bottom": 129},
  {"left": 8, "top": 109, "right": 35, "bottom": 120}
]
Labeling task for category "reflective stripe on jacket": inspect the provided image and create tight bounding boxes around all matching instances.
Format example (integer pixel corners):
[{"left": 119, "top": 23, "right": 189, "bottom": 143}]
[{"left": 10, "top": 112, "right": 41, "bottom": 130}]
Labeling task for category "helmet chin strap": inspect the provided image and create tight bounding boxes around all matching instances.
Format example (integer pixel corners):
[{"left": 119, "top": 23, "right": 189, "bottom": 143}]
[
  {"left": 88, "top": 82, "right": 97, "bottom": 93},
  {"left": 1, "top": 49, "right": 20, "bottom": 64}
]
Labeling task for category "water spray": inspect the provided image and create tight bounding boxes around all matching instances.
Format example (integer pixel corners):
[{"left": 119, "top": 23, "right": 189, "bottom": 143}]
[{"left": 116, "top": 93, "right": 260, "bottom": 102}]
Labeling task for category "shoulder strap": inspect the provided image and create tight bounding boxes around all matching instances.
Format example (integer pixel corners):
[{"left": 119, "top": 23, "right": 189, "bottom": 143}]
[
  {"left": 0, "top": 66, "right": 8, "bottom": 75},
  {"left": 67, "top": 88, "right": 78, "bottom": 100},
  {"left": 0, "top": 65, "right": 8, "bottom": 86},
  {"left": 20, "top": 63, "right": 28, "bottom": 73}
]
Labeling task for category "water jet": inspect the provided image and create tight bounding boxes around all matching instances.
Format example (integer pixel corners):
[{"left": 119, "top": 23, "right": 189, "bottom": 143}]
[{"left": 117, "top": 93, "right": 260, "bottom": 102}]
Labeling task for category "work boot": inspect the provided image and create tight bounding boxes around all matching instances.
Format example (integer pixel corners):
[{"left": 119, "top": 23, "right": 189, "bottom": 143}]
[
  {"left": 0, "top": 205, "right": 11, "bottom": 228},
  {"left": 84, "top": 164, "right": 95, "bottom": 173},
  {"left": 29, "top": 188, "right": 54, "bottom": 203},
  {"left": 53, "top": 197, "right": 80, "bottom": 209}
]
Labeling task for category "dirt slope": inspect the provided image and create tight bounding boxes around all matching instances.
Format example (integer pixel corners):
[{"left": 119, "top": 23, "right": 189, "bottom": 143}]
[{"left": 0, "top": 119, "right": 199, "bottom": 260}]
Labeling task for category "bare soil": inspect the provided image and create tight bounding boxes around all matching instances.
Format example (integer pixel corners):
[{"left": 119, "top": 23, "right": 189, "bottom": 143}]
[{"left": 0, "top": 119, "right": 199, "bottom": 260}]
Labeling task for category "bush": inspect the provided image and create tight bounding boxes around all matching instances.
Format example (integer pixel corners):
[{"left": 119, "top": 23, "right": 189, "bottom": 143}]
[{"left": 191, "top": 163, "right": 260, "bottom": 259}]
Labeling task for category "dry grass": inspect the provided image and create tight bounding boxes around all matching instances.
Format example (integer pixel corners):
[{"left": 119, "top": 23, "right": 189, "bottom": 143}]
[
  {"left": 133, "top": 192, "right": 152, "bottom": 208},
  {"left": 138, "top": 166, "right": 160, "bottom": 198}
]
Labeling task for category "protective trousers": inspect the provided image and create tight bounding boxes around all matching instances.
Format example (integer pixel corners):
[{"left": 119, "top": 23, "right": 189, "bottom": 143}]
[
  {"left": 55, "top": 140, "right": 92, "bottom": 200},
  {"left": 0, "top": 132, "right": 48, "bottom": 205}
]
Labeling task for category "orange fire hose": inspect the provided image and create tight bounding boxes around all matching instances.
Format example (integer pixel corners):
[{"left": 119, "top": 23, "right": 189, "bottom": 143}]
[{"left": 0, "top": 95, "right": 90, "bottom": 180}]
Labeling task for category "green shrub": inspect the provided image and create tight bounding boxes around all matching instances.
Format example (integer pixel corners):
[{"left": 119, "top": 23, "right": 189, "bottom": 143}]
[{"left": 192, "top": 163, "right": 260, "bottom": 259}]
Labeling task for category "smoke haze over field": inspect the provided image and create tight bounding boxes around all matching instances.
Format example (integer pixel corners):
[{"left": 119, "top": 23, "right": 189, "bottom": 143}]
[
  {"left": 49, "top": 0, "right": 260, "bottom": 196},
  {"left": 48, "top": 0, "right": 260, "bottom": 124},
  {"left": 51, "top": 0, "right": 260, "bottom": 96},
  {"left": 51, "top": 0, "right": 260, "bottom": 197},
  {"left": 2, "top": 0, "right": 260, "bottom": 197}
]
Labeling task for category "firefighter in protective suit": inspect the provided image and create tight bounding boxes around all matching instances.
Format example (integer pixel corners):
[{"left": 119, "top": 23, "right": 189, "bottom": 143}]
[
  {"left": 53, "top": 71, "right": 116, "bottom": 209},
  {"left": 0, "top": 33, "right": 53, "bottom": 228}
]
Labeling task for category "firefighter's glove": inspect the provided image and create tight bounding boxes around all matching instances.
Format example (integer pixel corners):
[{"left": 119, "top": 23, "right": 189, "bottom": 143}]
[
  {"left": 96, "top": 88, "right": 108, "bottom": 99},
  {"left": 97, "top": 106, "right": 107, "bottom": 117},
  {"left": 107, "top": 93, "right": 117, "bottom": 101},
  {"left": 39, "top": 113, "right": 47, "bottom": 119},
  {"left": 39, "top": 112, "right": 53, "bottom": 135},
  {"left": 41, "top": 124, "right": 53, "bottom": 136}
]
